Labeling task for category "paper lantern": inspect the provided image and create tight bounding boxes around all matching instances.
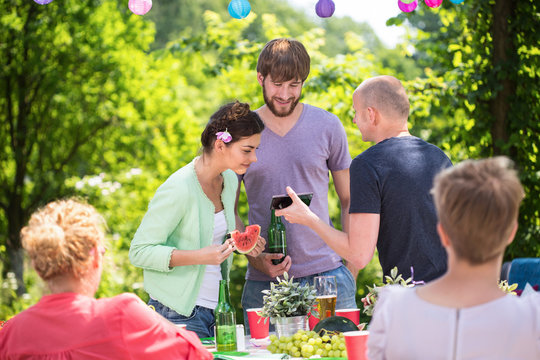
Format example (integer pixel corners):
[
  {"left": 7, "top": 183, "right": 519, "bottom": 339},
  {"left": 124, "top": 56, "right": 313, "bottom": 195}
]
[
  {"left": 400, "top": 0, "right": 416, "bottom": 3},
  {"left": 398, "top": 0, "right": 418, "bottom": 12},
  {"left": 315, "top": 0, "right": 335, "bottom": 18},
  {"left": 228, "top": 0, "right": 251, "bottom": 19},
  {"left": 450, "top": 0, "right": 465, "bottom": 3},
  {"left": 34, "top": 0, "right": 53, "bottom": 4},
  {"left": 425, "top": 0, "right": 443, "bottom": 8},
  {"left": 128, "top": 0, "right": 152, "bottom": 15}
]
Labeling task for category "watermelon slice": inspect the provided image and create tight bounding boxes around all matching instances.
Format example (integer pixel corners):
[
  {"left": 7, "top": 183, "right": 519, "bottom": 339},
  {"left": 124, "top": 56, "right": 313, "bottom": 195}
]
[{"left": 228, "top": 224, "right": 260, "bottom": 254}]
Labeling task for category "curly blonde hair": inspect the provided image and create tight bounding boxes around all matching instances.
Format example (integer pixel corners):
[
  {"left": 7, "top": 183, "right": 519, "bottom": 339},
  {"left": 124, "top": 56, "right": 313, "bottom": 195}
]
[{"left": 21, "top": 199, "right": 106, "bottom": 281}]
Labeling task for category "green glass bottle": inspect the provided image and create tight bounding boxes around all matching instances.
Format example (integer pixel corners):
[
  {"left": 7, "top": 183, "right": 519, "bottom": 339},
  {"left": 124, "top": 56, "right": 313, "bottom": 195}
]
[
  {"left": 268, "top": 209, "right": 287, "bottom": 265},
  {"left": 215, "top": 279, "right": 237, "bottom": 352}
]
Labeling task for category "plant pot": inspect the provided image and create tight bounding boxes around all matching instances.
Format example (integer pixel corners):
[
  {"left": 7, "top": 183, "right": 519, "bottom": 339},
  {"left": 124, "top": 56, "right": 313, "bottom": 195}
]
[{"left": 273, "top": 315, "right": 308, "bottom": 338}]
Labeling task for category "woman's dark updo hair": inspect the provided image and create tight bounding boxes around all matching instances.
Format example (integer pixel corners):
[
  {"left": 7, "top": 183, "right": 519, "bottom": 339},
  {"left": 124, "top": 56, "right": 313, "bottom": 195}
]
[{"left": 201, "top": 101, "right": 264, "bottom": 153}]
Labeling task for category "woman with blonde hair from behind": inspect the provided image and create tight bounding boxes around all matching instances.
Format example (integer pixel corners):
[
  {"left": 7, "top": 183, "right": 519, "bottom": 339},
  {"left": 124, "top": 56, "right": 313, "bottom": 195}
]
[
  {"left": 367, "top": 157, "right": 540, "bottom": 359},
  {"left": 0, "top": 199, "right": 212, "bottom": 360}
]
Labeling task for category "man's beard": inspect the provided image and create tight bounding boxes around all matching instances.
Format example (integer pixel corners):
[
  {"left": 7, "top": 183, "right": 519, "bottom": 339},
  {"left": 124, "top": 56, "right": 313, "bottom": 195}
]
[{"left": 262, "top": 84, "right": 301, "bottom": 118}]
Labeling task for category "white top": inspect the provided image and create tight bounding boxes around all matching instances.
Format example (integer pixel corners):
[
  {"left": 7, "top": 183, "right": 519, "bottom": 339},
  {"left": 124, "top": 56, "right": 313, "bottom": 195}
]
[
  {"left": 195, "top": 210, "right": 227, "bottom": 309},
  {"left": 367, "top": 285, "right": 540, "bottom": 360}
]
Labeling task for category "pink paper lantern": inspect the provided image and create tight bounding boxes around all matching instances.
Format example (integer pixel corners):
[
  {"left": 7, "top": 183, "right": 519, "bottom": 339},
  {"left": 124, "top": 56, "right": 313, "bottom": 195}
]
[
  {"left": 425, "top": 0, "right": 443, "bottom": 8},
  {"left": 424, "top": 0, "right": 442, "bottom": 8},
  {"left": 398, "top": 0, "right": 418, "bottom": 12},
  {"left": 128, "top": 0, "right": 152, "bottom": 16}
]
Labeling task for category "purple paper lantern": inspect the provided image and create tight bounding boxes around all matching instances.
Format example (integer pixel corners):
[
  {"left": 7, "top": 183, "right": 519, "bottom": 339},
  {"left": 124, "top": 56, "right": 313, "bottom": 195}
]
[
  {"left": 425, "top": 0, "right": 443, "bottom": 8},
  {"left": 315, "top": 0, "right": 335, "bottom": 18},
  {"left": 398, "top": 0, "right": 418, "bottom": 12},
  {"left": 34, "top": 0, "right": 53, "bottom": 4},
  {"left": 228, "top": 0, "right": 251, "bottom": 19},
  {"left": 128, "top": 0, "right": 152, "bottom": 16}
]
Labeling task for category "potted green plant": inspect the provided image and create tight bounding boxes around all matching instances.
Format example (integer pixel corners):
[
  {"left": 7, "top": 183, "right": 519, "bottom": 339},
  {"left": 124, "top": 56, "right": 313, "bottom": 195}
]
[
  {"left": 361, "top": 266, "right": 424, "bottom": 316},
  {"left": 258, "top": 272, "right": 318, "bottom": 338},
  {"left": 362, "top": 267, "right": 519, "bottom": 317}
]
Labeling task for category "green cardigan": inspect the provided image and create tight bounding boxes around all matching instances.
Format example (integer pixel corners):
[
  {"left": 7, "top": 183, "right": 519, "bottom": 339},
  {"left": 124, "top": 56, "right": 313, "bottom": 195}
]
[{"left": 129, "top": 158, "right": 238, "bottom": 316}]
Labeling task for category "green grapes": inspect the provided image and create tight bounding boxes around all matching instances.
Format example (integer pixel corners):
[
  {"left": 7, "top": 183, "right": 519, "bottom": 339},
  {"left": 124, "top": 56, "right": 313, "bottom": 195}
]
[{"left": 266, "top": 329, "right": 348, "bottom": 359}]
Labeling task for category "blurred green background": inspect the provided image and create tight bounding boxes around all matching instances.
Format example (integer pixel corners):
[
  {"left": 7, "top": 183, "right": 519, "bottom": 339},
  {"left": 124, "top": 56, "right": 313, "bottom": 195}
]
[{"left": 1, "top": 0, "right": 538, "bottom": 325}]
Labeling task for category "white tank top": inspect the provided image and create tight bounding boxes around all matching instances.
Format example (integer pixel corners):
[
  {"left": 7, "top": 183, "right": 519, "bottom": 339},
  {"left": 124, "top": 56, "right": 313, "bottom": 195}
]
[{"left": 195, "top": 210, "right": 227, "bottom": 309}]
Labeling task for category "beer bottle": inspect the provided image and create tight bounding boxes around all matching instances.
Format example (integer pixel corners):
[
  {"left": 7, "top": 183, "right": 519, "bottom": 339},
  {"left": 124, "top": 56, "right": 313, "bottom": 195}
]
[
  {"left": 215, "top": 279, "right": 237, "bottom": 352},
  {"left": 268, "top": 209, "right": 287, "bottom": 265}
]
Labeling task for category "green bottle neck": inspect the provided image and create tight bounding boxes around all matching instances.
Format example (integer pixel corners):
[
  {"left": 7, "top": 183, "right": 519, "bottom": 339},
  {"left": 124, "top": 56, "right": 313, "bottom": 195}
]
[
  {"left": 218, "top": 279, "right": 231, "bottom": 304},
  {"left": 271, "top": 209, "right": 282, "bottom": 224}
]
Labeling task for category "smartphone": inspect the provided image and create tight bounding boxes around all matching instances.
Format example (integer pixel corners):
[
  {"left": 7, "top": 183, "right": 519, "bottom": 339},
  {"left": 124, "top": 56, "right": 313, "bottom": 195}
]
[{"left": 270, "top": 192, "right": 313, "bottom": 210}]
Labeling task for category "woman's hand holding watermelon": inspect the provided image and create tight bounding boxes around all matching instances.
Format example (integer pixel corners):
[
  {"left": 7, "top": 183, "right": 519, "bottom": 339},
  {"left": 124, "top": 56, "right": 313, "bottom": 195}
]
[{"left": 198, "top": 238, "right": 236, "bottom": 265}]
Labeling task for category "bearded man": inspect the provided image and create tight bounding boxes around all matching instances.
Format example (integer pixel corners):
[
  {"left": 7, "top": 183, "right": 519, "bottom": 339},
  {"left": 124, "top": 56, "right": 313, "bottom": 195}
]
[{"left": 234, "top": 38, "right": 356, "bottom": 333}]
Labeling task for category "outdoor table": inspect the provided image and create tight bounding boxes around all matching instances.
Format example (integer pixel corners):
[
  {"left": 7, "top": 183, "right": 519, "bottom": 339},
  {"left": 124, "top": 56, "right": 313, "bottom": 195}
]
[
  {"left": 210, "top": 335, "right": 285, "bottom": 359},
  {"left": 209, "top": 334, "right": 347, "bottom": 359}
]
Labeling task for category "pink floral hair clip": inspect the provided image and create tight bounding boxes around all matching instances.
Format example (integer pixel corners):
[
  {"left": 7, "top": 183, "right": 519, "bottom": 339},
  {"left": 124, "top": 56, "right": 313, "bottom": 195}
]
[{"left": 216, "top": 128, "right": 232, "bottom": 143}]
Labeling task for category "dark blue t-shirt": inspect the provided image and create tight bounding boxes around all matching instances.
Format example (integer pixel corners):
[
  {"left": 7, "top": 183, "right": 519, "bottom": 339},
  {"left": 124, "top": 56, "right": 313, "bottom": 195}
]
[{"left": 350, "top": 136, "right": 452, "bottom": 282}]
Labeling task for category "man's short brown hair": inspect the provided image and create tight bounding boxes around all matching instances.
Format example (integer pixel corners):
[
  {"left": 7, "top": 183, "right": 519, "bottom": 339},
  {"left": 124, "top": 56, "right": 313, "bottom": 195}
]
[
  {"left": 257, "top": 38, "right": 310, "bottom": 83},
  {"left": 432, "top": 157, "right": 524, "bottom": 264}
]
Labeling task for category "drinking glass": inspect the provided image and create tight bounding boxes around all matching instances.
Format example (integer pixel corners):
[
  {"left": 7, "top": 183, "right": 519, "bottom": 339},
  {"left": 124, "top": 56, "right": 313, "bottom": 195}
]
[{"left": 314, "top": 275, "right": 337, "bottom": 321}]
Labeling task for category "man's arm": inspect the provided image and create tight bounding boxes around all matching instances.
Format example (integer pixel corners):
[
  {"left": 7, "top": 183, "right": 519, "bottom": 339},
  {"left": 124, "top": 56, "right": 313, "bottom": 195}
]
[
  {"left": 276, "top": 186, "right": 378, "bottom": 270},
  {"left": 331, "top": 168, "right": 350, "bottom": 233},
  {"left": 331, "top": 168, "right": 357, "bottom": 277},
  {"left": 346, "top": 212, "right": 379, "bottom": 269}
]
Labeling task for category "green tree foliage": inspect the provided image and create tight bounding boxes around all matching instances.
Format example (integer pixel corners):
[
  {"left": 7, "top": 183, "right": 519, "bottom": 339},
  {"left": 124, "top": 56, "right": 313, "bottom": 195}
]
[
  {"left": 146, "top": 0, "right": 395, "bottom": 57},
  {"left": 0, "top": 0, "right": 147, "bottom": 289},
  {"left": 145, "top": 0, "right": 229, "bottom": 49},
  {"left": 389, "top": 0, "right": 539, "bottom": 259},
  {"left": 0, "top": 0, "right": 201, "bottom": 292}
]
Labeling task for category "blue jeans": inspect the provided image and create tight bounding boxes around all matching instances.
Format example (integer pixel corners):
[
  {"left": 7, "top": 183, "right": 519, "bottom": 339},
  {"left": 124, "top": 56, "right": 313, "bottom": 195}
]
[
  {"left": 148, "top": 298, "right": 215, "bottom": 338},
  {"left": 241, "top": 265, "right": 357, "bottom": 334}
]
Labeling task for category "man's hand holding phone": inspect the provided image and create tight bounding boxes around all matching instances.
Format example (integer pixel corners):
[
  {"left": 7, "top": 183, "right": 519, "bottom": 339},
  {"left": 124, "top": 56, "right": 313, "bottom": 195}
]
[
  {"left": 270, "top": 192, "right": 313, "bottom": 210},
  {"left": 275, "top": 187, "right": 319, "bottom": 227}
]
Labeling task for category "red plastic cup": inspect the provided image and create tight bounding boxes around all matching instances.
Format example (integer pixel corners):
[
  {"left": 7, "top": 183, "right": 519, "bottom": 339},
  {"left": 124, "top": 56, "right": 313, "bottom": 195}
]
[
  {"left": 246, "top": 308, "right": 269, "bottom": 339},
  {"left": 336, "top": 308, "right": 361, "bottom": 326},
  {"left": 308, "top": 313, "right": 319, "bottom": 330},
  {"left": 344, "top": 331, "right": 369, "bottom": 360},
  {"left": 308, "top": 304, "right": 319, "bottom": 330}
]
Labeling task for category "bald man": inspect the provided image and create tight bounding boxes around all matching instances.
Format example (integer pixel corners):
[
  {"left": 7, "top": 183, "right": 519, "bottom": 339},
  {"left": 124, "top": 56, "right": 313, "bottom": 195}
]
[{"left": 276, "top": 76, "right": 452, "bottom": 283}]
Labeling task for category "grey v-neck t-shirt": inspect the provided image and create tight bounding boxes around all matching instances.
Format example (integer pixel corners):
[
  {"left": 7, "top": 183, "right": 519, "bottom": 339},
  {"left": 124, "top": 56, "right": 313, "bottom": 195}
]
[{"left": 240, "top": 104, "right": 351, "bottom": 281}]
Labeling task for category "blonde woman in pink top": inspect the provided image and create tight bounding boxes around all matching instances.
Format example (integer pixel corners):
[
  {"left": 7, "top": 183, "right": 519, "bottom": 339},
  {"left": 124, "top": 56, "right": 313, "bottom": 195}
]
[{"left": 0, "top": 199, "right": 212, "bottom": 360}]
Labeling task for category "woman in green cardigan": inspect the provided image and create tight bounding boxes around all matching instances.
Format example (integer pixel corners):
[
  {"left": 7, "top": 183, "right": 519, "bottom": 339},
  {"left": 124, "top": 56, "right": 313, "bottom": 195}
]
[{"left": 129, "top": 101, "right": 265, "bottom": 338}]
